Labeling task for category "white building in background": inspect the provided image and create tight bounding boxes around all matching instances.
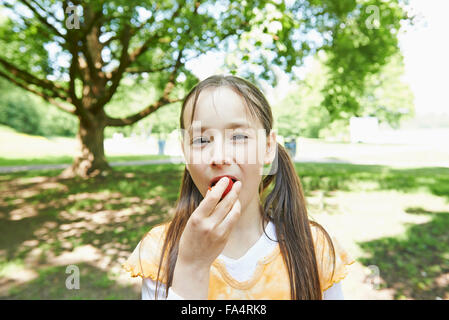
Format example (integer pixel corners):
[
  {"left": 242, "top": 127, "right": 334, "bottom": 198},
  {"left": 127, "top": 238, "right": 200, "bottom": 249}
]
[
  {"left": 164, "top": 130, "right": 183, "bottom": 156},
  {"left": 349, "top": 116, "right": 379, "bottom": 143}
]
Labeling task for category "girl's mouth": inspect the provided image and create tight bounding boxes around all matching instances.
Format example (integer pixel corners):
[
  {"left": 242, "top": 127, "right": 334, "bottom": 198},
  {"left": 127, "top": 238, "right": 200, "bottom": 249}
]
[
  {"left": 209, "top": 175, "right": 238, "bottom": 199},
  {"left": 209, "top": 175, "right": 238, "bottom": 188}
]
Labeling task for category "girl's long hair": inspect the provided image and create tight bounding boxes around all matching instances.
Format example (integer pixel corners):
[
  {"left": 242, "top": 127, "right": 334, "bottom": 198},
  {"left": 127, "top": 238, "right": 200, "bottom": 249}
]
[{"left": 147, "top": 75, "right": 335, "bottom": 300}]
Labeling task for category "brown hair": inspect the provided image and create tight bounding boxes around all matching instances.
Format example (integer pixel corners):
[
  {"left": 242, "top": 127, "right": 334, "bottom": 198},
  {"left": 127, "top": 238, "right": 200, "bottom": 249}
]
[{"left": 146, "top": 75, "right": 335, "bottom": 299}]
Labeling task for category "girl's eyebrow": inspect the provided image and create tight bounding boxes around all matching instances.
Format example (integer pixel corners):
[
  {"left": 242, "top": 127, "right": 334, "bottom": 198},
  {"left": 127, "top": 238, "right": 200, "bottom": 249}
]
[{"left": 188, "top": 120, "right": 251, "bottom": 134}]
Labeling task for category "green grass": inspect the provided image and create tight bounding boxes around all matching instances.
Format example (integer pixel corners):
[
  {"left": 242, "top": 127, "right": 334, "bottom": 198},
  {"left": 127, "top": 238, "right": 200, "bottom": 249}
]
[
  {"left": 358, "top": 207, "right": 449, "bottom": 299},
  {"left": 294, "top": 163, "right": 449, "bottom": 201},
  {"left": 6, "top": 264, "right": 138, "bottom": 299},
  {"left": 0, "top": 154, "right": 172, "bottom": 167},
  {"left": 0, "top": 125, "right": 172, "bottom": 167},
  {"left": 0, "top": 162, "right": 448, "bottom": 299}
]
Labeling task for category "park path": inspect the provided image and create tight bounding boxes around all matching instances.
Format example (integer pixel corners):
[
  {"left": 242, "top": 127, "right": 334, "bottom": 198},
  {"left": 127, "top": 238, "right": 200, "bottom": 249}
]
[
  {"left": 1, "top": 156, "right": 448, "bottom": 174},
  {"left": 0, "top": 157, "right": 339, "bottom": 173},
  {"left": 0, "top": 158, "right": 185, "bottom": 173}
]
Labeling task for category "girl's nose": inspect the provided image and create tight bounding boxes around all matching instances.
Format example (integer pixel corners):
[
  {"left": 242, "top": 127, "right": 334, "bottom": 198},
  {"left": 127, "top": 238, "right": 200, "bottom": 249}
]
[{"left": 209, "top": 140, "right": 232, "bottom": 166}]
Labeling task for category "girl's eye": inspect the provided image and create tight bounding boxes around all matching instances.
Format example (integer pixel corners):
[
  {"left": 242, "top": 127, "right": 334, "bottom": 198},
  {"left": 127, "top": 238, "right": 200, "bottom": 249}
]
[
  {"left": 192, "top": 134, "right": 248, "bottom": 145},
  {"left": 192, "top": 137, "right": 209, "bottom": 145},
  {"left": 232, "top": 134, "right": 248, "bottom": 141}
]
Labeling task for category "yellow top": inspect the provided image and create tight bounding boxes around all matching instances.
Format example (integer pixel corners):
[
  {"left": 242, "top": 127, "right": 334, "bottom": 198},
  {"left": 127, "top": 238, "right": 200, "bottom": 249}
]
[{"left": 122, "top": 221, "right": 355, "bottom": 299}]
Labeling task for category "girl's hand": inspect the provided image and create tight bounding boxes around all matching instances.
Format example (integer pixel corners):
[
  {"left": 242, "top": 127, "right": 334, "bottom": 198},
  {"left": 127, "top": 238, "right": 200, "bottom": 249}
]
[
  {"left": 171, "top": 177, "right": 242, "bottom": 299},
  {"left": 177, "top": 177, "right": 242, "bottom": 269}
]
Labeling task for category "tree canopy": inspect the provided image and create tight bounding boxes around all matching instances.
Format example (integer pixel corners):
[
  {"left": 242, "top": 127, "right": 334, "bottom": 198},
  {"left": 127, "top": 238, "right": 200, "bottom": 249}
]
[
  {"left": 273, "top": 50, "right": 415, "bottom": 139},
  {"left": 0, "top": 0, "right": 413, "bottom": 177}
]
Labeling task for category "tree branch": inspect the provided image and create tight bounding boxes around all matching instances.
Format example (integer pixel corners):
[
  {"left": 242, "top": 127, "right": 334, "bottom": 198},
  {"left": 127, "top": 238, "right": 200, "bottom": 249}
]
[
  {"left": 105, "top": 48, "right": 185, "bottom": 127},
  {"left": 29, "top": 0, "right": 63, "bottom": 23},
  {"left": 61, "top": 1, "right": 99, "bottom": 84},
  {"left": 0, "top": 70, "right": 75, "bottom": 115},
  {"left": 89, "top": 3, "right": 185, "bottom": 113},
  {"left": 124, "top": 64, "right": 173, "bottom": 74},
  {"left": 63, "top": 19, "right": 98, "bottom": 125},
  {"left": 123, "top": 3, "right": 183, "bottom": 67},
  {"left": 93, "top": 2, "right": 162, "bottom": 83},
  {"left": 65, "top": 35, "right": 83, "bottom": 109},
  {"left": 125, "top": 34, "right": 159, "bottom": 68},
  {"left": 2, "top": 1, "right": 65, "bottom": 45},
  {"left": 105, "top": 97, "right": 183, "bottom": 127},
  {"left": 0, "top": 57, "right": 69, "bottom": 100},
  {"left": 81, "top": 7, "right": 103, "bottom": 38},
  {"left": 18, "top": 0, "right": 65, "bottom": 39},
  {"left": 100, "top": 34, "right": 119, "bottom": 48},
  {"left": 89, "top": 26, "right": 132, "bottom": 112},
  {"left": 105, "top": 3, "right": 197, "bottom": 127}
]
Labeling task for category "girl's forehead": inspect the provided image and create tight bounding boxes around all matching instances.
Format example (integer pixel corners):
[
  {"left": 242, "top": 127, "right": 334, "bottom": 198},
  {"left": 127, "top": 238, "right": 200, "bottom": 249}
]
[{"left": 183, "top": 86, "right": 262, "bottom": 130}]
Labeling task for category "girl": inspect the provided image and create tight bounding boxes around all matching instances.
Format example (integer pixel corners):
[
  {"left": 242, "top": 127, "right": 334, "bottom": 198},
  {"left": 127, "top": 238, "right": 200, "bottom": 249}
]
[{"left": 123, "top": 75, "right": 355, "bottom": 300}]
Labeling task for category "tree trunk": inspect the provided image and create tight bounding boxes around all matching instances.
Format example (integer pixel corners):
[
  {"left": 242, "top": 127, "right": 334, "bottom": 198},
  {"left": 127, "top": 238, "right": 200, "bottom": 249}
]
[{"left": 61, "top": 113, "right": 110, "bottom": 178}]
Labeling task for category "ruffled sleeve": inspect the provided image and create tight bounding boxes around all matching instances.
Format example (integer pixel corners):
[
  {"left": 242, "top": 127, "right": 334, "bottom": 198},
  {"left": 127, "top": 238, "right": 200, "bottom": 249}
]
[
  {"left": 122, "top": 222, "right": 170, "bottom": 282},
  {"left": 310, "top": 223, "right": 355, "bottom": 292}
]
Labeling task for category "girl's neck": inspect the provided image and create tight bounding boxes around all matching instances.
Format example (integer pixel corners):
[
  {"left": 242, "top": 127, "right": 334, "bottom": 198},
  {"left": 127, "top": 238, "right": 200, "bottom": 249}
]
[{"left": 220, "top": 195, "right": 267, "bottom": 260}]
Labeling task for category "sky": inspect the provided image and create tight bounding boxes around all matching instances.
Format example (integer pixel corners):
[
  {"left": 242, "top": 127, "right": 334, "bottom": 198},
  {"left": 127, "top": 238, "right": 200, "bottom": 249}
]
[
  {"left": 398, "top": 0, "right": 449, "bottom": 116},
  {"left": 187, "top": 0, "right": 449, "bottom": 116}
]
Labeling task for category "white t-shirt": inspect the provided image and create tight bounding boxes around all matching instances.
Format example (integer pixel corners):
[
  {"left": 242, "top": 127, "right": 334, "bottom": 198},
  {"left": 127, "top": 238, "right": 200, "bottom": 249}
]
[{"left": 141, "top": 221, "right": 344, "bottom": 300}]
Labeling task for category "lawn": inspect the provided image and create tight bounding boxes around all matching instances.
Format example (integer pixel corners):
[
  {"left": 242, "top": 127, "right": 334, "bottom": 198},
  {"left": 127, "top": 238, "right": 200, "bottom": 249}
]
[
  {"left": 298, "top": 163, "right": 449, "bottom": 299},
  {"left": 0, "top": 154, "right": 172, "bottom": 167},
  {"left": 0, "top": 124, "right": 172, "bottom": 167},
  {"left": 2, "top": 124, "right": 449, "bottom": 169},
  {"left": 0, "top": 162, "right": 448, "bottom": 300}
]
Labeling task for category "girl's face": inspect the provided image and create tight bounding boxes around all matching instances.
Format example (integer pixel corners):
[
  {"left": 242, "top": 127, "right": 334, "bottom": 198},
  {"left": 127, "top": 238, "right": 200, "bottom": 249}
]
[{"left": 181, "top": 86, "right": 276, "bottom": 210}]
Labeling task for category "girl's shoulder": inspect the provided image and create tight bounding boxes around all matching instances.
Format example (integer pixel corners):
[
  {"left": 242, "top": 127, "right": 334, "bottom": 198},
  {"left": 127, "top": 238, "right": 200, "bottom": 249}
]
[
  {"left": 136, "top": 221, "right": 172, "bottom": 255},
  {"left": 309, "top": 221, "right": 356, "bottom": 291},
  {"left": 144, "top": 221, "right": 171, "bottom": 241},
  {"left": 122, "top": 221, "right": 172, "bottom": 280}
]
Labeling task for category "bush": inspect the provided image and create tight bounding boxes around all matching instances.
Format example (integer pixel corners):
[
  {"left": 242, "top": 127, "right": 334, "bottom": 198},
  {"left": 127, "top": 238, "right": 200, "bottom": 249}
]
[
  {"left": 0, "top": 95, "right": 42, "bottom": 135},
  {"left": 0, "top": 78, "right": 77, "bottom": 137}
]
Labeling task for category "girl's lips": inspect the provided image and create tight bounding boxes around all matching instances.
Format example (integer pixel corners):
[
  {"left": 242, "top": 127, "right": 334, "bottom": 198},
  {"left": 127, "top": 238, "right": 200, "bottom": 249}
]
[
  {"left": 208, "top": 175, "right": 237, "bottom": 199},
  {"left": 209, "top": 175, "right": 238, "bottom": 188}
]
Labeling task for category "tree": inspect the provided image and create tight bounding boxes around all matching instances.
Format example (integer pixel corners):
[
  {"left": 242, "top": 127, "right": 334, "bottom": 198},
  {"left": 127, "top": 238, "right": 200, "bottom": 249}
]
[
  {"left": 272, "top": 55, "right": 329, "bottom": 139},
  {"left": 0, "top": 0, "right": 412, "bottom": 177},
  {"left": 149, "top": 102, "right": 180, "bottom": 140},
  {"left": 274, "top": 50, "right": 415, "bottom": 139},
  {"left": 359, "top": 53, "right": 415, "bottom": 128}
]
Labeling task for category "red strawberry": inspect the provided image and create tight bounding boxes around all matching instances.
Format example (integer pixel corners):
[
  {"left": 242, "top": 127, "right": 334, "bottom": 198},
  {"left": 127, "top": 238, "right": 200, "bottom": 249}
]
[
  {"left": 209, "top": 176, "right": 236, "bottom": 200},
  {"left": 221, "top": 177, "right": 234, "bottom": 200}
]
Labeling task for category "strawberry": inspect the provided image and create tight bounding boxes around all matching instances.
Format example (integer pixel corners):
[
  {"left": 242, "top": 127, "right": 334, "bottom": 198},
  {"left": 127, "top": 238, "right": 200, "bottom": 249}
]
[
  {"left": 209, "top": 175, "right": 235, "bottom": 200},
  {"left": 221, "top": 177, "right": 234, "bottom": 200}
]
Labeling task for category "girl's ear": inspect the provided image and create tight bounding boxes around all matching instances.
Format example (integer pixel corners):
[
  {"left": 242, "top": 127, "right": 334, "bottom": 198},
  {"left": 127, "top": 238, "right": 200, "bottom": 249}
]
[{"left": 264, "top": 130, "right": 277, "bottom": 165}]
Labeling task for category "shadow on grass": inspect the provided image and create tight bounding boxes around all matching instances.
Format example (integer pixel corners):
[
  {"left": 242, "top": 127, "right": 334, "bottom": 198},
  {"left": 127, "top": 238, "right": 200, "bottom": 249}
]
[
  {"left": 1, "top": 162, "right": 448, "bottom": 299},
  {"left": 0, "top": 164, "right": 184, "bottom": 299},
  {"left": 295, "top": 163, "right": 449, "bottom": 201},
  {"left": 5, "top": 263, "right": 139, "bottom": 299},
  {"left": 295, "top": 163, "right": 449, "bottom": 299},
  {"left": 357, "top": 207, "right": 449, "bottom": 300}
]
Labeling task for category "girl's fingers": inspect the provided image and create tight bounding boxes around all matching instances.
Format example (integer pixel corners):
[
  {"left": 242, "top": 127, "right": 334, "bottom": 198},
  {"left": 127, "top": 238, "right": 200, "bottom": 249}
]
[
  {"left": 195, "top": 177, "right": 231, "bottom": 218},
  {"left": 216, "top": 199, "right": 241, "bottom": 237},
  {"left": 210, "top": 180, "right": 241, "bottom": 224}
]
